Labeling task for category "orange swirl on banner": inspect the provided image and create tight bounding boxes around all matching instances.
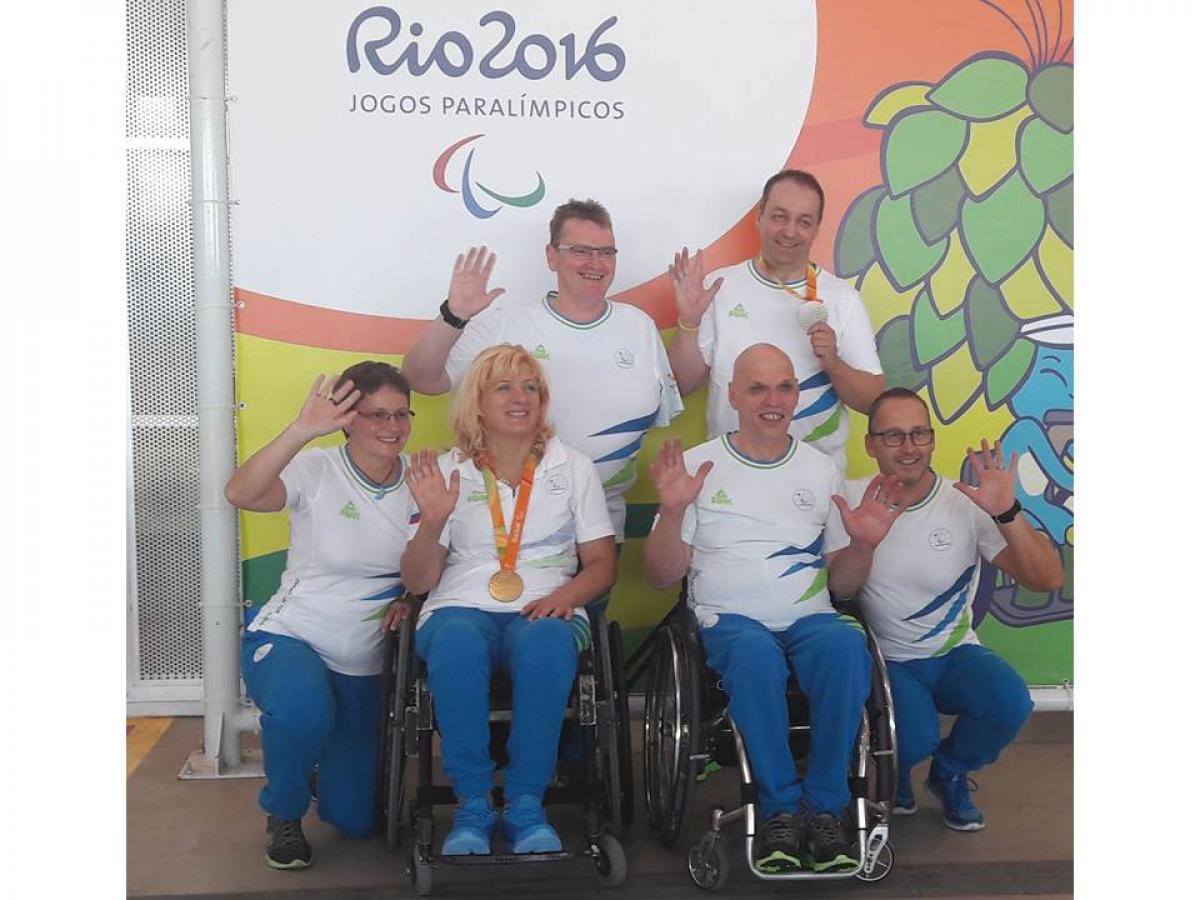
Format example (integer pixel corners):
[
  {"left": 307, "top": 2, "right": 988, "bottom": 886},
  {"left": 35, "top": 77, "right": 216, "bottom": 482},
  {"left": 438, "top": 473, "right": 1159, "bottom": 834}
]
[{"left": 235, "top": 288, "right": 430, "bottom": 353}]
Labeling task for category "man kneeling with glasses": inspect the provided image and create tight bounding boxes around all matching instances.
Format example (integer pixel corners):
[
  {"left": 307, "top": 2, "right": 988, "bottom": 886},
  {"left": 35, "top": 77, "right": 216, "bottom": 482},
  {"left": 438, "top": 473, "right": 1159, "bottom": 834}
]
[{"left": 849, "top": 388, "right": 1063, "bottom": 832}]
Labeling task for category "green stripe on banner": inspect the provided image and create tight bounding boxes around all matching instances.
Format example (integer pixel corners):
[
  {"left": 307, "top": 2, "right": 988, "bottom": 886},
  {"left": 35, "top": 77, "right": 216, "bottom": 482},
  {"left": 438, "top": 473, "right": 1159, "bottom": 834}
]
[
  {"left": 243, "top": 550, "right": 287, "bottom": 609},
  {"left": 624, "top": 502, "right": 659, "bottom": 540}
]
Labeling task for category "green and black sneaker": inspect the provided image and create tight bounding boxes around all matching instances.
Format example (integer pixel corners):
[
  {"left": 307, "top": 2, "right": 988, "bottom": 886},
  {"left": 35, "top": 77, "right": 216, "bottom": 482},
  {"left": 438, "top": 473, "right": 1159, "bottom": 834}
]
[
  {"left": 265, "top": 815, "right": 312, "bottom": 870},
  {"left": 754, "top": 812, "right": 804, "bottom": 873},
  {"left": 800, "top": 806, "right": 856, "bottom": 873}
]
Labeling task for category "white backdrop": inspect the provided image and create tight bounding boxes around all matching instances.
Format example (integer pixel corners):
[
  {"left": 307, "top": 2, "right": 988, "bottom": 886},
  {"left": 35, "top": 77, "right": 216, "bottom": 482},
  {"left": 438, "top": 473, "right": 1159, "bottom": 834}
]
[{"left": 227, "top": 0, "right": 817, "bottom": 317}]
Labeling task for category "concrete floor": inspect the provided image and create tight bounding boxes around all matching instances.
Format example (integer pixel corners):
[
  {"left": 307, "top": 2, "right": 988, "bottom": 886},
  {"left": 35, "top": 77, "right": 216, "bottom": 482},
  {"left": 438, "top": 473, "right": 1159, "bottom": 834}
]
[{"left": 128, "top": 712, "right": 1072, "bottom": 898}]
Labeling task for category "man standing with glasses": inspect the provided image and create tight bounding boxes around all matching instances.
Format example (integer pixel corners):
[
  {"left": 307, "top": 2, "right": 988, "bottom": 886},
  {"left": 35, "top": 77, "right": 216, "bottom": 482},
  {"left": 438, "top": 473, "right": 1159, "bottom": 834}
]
[
  {"left": 849, "top": 388, "right": 1063, "bottom": 832},
  {"left": 403, "top": 199, "right": 682, "bottom": 549},
  {"left": 666, "top": 169, "right": 884, "bottom": 475}
]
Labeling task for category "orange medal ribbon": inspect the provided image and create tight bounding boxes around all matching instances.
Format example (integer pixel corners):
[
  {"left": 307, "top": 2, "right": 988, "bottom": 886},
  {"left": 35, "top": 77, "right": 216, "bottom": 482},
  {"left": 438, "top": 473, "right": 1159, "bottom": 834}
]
[
  {"left": 482, "top": 455, "right": 537, "bottom": 602},
  {"left": 755, "top": 255, "right": 819, "bottom": 302}
]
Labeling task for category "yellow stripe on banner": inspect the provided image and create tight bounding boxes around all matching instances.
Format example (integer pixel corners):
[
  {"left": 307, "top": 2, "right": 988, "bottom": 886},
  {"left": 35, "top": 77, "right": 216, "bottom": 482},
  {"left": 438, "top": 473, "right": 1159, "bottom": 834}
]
[{"left": 127, "top": 717, "right": 173, "bottom": 778}]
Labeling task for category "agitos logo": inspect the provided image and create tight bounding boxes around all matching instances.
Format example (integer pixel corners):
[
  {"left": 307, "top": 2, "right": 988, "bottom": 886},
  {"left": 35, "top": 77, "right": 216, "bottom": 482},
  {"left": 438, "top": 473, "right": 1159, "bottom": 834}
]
[{"left": 432, "top": 133, "right": 546, "bottom": 219}]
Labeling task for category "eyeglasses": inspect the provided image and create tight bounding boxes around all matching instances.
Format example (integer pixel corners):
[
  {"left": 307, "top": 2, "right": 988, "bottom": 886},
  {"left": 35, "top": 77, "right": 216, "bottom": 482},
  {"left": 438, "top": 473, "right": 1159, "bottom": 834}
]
[
  {"left": 360, "top": 409, "right": 415, "bottom": 424},
  {"left": 555, "top": 243, "right": 618, "bottom": 261},
  {"left": 869, "top": 427, "right": 934, "bottom": 447}
]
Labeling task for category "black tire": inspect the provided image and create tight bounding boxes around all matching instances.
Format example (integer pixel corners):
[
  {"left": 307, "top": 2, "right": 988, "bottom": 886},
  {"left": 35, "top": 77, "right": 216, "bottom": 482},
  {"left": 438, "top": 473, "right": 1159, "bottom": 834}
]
[
  {"left": 643, "top": 623, "right": 701, "bottom": 849},
  {"left": 687, "top": 832, "right": 729, "bottom": 891},
  {"left": 383, "top": 619, "right": 412, "bottom": 852},
  {"left": 608, "top": 621, "right": 635, "bottom": 832},
  {"left": 642, "top": 627, "right": 668, "bottom": 830},
  {"left": 592, "top": 833, "right": 628, "bottom": 887},
  {"left": 374, "top": 628, "right": 398, "bottom": 835},
  {"left": 594, "top": 618, "right": 625, "bottom": 839}
]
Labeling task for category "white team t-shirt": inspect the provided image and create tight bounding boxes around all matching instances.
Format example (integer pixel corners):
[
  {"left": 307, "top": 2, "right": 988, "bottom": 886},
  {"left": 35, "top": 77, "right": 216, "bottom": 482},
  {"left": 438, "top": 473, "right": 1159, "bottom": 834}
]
[
  {"left": 679, "top": 434, "right": 851, "bottom": 632},
  {"left": 846, "top": 474, "right": 1008, "bottom": 662},
  {"left": 698, "top": 261, "right": 882, "bottom": 473},
  {"left": 247, "top": 445, "right": 420, "bottom": 676},
  {"left": 418, "top": 437, "right": 615, "bottom": 626},
  {"left": 445, "top": 293, "right": 683, "bottom": 539}
]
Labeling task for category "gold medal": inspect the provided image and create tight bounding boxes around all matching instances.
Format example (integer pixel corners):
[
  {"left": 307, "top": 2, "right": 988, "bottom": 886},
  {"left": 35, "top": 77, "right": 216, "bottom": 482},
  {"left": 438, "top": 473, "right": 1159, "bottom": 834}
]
[
  {"left": 488, "top": 569, "right": 525, "bottom": 602},
  {"left": 482, "top": 455, "right": 537, "bottom": 604}
]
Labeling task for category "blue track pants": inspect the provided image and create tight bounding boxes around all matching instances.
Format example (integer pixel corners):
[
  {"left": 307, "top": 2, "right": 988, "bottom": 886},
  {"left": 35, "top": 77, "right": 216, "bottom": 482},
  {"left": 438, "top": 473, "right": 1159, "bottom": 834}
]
[
  {"left": 415, "top": 607, "right": 579, "bottom": 802},
  {"left": 700, "top": 612, "right": 871, "bottom": 818},
  {"left": 241, "top": 630, "right": 381, "bottom": 837},
  {"left": 887, "top": 643, "right": 1033, "bottom": 776}
]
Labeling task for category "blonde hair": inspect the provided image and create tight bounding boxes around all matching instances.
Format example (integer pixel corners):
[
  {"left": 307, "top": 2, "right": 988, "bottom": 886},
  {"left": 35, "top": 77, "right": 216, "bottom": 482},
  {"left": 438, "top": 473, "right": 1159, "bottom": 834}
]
[{"left": 451, "top": 344, "right": 554, "bottom": 466}]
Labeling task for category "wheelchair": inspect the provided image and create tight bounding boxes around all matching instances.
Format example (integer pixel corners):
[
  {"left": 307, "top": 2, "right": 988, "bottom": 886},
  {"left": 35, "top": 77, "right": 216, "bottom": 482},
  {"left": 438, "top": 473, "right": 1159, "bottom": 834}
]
[
  {"left": 376, "top": 602, "right": 634, "bottom": 895},
  {"left": 630, "top": 591, "right": 898, "bottom": 889}
]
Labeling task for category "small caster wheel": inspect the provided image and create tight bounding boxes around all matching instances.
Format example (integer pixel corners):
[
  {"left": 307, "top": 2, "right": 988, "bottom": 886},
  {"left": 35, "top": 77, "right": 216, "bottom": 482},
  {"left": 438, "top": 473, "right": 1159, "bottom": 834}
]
[
  {"left": 593, "top": 833, "right": 628, "bottom": 887},
  {"left": 410, "top": 845, "right": 433, "bottom": 895},
  {"left": 856, "top": 841, "right": 894, "bottom": 883},
  {"left": 687, "top": 831, "right": 729, "bottom": 891}
]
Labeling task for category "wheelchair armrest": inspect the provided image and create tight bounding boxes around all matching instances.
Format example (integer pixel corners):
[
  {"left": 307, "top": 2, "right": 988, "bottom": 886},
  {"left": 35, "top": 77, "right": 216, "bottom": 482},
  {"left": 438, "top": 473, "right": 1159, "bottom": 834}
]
[{"left": 585, "top": 602, "right": 607, "bottom": 632}]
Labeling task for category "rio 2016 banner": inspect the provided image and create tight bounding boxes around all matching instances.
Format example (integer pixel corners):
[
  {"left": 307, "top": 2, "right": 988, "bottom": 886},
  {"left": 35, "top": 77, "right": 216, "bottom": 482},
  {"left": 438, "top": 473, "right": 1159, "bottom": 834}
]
[{"left": 228, "top": 0, "right": 1072, "bottom": 686}]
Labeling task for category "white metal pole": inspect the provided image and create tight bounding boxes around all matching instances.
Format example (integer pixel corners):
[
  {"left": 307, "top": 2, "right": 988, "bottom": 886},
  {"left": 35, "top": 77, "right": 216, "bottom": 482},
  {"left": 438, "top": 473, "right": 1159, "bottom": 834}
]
[{"left": 187, "top": 0, "right": 242, "bottom": 770}]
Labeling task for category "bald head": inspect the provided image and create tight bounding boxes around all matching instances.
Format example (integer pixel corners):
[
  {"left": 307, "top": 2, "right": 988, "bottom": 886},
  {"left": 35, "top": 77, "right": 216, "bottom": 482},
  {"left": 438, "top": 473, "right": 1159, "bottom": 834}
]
[
  {"left": 732, "top": 343, "right": 794, "bottom": 386},
  {"left": 728, "top": 344, "right": 799, "bottom": 436}
]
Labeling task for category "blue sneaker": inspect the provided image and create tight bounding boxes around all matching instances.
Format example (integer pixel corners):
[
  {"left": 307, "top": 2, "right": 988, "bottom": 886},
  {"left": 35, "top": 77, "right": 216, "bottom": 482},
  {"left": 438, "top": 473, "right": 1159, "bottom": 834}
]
[
  {"left": 892, "top": 769, "right": 917, "bottom": 816},
  {"left": 441, "top": 796, "right": 497, "bottom": 855},
  {"left": 501, "top": 795, "right": 562, "bottom": 853},
  {"left": 925, "top": 762, "right": 985, "bottom": 831}
]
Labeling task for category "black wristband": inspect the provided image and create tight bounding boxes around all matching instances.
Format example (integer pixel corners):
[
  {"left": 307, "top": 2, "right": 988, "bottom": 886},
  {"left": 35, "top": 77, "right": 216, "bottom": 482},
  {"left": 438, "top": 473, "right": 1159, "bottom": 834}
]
[
  {"left": 993, "top": 499, "right": 1022, "bottom": 524},
  {"left": 439, "top": 298, "right": 469, "bottom": 330}
]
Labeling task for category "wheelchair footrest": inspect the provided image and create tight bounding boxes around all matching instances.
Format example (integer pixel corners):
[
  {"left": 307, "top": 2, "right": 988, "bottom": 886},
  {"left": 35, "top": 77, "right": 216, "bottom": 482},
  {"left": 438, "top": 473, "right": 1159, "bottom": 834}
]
[{"left": 437, "top": 850, "right": 576, "bottom": 866}]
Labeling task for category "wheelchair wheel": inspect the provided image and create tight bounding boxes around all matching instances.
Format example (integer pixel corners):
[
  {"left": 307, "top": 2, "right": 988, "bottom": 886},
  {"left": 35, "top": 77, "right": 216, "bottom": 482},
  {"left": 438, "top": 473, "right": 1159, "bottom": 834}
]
[
  {"left": 608, "top": 621, "right": 635, "bottom": 832},
  {"left": 383, "top": 619, "right": 412, "bottom": 852},
  {"left": 863, "top": 626, "right": 898, "bottom": 810},
  {"left": 591, "top": 832, "right": 628, "bottom": 887},
  {"left": 687, "top": 831, "right": 729, "bottom": 891},
  {"left": 856, "top": 840, "right": 895, "bottom": 883},
  {"left": 642, "top": 621, "right": 701, "bottom": 849},
  {"left": 594, "top": 618, "right": 625, "bottom": 838}
]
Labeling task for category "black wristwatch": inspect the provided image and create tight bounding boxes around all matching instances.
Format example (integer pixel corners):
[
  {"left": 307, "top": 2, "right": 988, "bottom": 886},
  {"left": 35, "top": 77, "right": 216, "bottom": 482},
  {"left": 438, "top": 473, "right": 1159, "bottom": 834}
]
[
  {"left": 992, "top": 499, "right": 1022, "bottom": 524},
  {"left": 439, "top": 298, "right": 469, "bottom": 330}
]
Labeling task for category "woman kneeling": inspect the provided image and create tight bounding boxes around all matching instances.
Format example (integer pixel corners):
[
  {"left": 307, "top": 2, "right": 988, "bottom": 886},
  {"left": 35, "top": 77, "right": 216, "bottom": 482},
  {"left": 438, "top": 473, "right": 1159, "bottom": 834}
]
[{"left": 226, "top": 362, "right": 420, "bottom": 869}]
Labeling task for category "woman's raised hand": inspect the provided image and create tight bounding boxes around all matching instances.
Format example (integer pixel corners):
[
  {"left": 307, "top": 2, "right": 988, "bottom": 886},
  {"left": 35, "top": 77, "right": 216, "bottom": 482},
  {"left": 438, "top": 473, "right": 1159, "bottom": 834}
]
[
  {"left": 404, "top": 448, "right": 460, "bottom": 527},
  {"left": 294, "top": 374, "right": 361, "bottom": 439}
]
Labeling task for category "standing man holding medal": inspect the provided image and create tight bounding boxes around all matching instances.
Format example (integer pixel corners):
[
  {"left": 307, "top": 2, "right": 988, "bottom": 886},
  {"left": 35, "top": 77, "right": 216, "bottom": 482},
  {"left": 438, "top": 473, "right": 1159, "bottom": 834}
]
[
  {"left": 666, "top": 169, "right": 885, "bottom": 474},
  {"left": 399, "top": 345, "right": 617, "bottom": 857}
]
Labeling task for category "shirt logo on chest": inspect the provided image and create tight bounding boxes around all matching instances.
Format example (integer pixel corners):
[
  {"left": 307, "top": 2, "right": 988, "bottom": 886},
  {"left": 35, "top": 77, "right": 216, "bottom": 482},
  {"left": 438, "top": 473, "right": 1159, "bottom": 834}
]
[
  {"left": 613, "top": 348, "right": 634, "bottom": 368},
  {"left": 467, "top": 489, "right": 488, "bottom": 503},
  {"left": 340, "top": 501, "right": 360, "bottom": 520},
  {"left": 791, "top": 489, "right": 815, "bottom": 511},
  {"left": 711, "top": 488, "right": 733, "bottom": 506},
  {"left": 929, "top": 528, "right": 953, "bottom": 551},
  {"left": 532, "top": 343, "right": 550, "bottom": 359},
  {"left": 545, "top": 473, "right": 569, "bottom": 495},
  {"left": 729, "top": 303, "right": 749, "bottom": 319}
]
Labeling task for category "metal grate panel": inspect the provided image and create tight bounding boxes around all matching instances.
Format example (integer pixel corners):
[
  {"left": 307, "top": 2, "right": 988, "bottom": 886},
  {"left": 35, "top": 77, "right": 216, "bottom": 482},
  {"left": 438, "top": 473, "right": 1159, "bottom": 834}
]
[
  {"left": 128, "top": 0, "right": 204, "bottom": 688},
  {"left": 126, "top": 0, "right": 190, "bottom": 140}
]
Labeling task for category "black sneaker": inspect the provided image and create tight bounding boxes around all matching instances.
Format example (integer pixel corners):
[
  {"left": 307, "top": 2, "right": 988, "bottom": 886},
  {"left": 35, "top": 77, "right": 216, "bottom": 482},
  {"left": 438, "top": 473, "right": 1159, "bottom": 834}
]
[
  {"left": 266, "top": 815, "right": 312, "bottom": 870},
  {"left": 754, "top": 812, "right": 804, "bottom": 872},
  {"left": 798, "top": 805, "right": 856, "bottom": 873}
]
